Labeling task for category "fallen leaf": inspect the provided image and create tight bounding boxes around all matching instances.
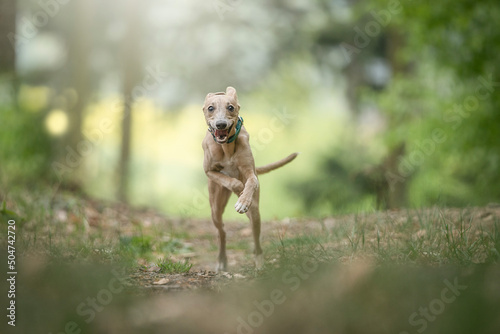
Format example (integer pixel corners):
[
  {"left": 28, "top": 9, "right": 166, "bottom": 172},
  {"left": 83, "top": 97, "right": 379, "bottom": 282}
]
[{"left": 153, "top": 278, "right": 170, "bottom": 285}]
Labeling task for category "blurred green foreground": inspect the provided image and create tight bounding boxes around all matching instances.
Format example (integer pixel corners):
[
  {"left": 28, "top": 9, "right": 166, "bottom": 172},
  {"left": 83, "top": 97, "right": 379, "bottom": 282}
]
[{"left": 1, "top": 259, "right": 499, "bottom": 334}]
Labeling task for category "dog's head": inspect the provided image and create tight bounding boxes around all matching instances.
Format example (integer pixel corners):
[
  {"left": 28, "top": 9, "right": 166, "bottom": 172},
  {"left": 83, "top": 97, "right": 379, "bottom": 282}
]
[{"left": 202, "top": 86, "right": 241, "bottom": 144}]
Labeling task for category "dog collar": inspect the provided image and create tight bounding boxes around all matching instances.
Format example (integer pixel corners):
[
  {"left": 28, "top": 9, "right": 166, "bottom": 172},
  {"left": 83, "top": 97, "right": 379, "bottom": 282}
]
[{"left": 209, "top": 116, "right": 244, "bottom": 144}]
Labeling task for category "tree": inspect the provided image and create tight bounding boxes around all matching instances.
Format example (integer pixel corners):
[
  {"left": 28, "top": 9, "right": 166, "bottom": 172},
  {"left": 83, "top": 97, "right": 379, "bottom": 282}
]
[
  {"left": 65, "top": 0, "right": 94, "bottom": 153},
  {"left": 116, "top": 0, "right": 143, "bottom": 202},
  {"left": 367, "top": 0, "right": 500, "bottom": 205},
  {"left": 0, "top": 0, "right": 17, "bottom": 87}
]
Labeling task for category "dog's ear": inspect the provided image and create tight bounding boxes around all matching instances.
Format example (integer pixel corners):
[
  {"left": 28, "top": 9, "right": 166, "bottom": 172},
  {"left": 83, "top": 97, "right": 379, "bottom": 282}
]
[
  {"left": 226, "top": 86, "right": 238, "bottom": 100},
  {"left": 226, "top": 87, "right": 240, "bottom": 110}
]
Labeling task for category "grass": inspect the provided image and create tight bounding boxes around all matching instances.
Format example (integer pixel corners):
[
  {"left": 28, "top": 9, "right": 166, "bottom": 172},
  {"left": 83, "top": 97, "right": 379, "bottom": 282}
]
[
  {"left": 2, "top": 185, "right": 499, "bottom": 270},
  {"left": 155, "top": 258, "right": 193, "bottom": 274},
  {"left": 1, "top": 185, "right": 499, "bottom": 333},
  {"left": 259, "top": 208, "right": 500, "bottom": 273},
  {"left": 0, "top": 184, "right": 192, "bottom": 267}
]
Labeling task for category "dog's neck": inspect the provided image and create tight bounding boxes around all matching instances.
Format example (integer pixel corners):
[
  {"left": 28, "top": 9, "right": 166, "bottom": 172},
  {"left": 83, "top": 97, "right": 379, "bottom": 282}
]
[
  {"left": 221, "top": 140, "right": 236, "bottom": 156},
  {"left": 226, "top": 116, "right": 243, "bottom": 143}
]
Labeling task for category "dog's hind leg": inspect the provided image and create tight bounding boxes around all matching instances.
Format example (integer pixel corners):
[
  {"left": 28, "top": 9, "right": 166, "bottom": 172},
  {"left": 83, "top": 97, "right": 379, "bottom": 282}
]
[
  {"left": 245, "top": 189, "right": 263, "bottom": 269},
  {"left": 208, "top": 180, "right": 232, "bottom": 272}
]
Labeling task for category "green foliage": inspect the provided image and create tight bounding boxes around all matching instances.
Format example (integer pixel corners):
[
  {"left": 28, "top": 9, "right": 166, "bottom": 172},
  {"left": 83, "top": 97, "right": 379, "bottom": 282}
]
[
  {"left": 155, "top": 258, "right": 193, "bottom": 274},
  {"left": 360, "top": 0, "right": 500, "bottom": 206},
  {"left": 289, "top": 156, "right": 374, "bottom": 214},
  {"left": 295, "top": 0, "right": 500, "bottom": 212},
  {"left": 0, "top": 106, "right": 53, "bottom": 185},
  {"left": 365, "top": 63, "right": 477, "bottom": 206},
  {"left": 287, "top": 0, "right": 500, "bottom": 213},
  {"left": 288, "top": 125, "right": 381, "bottom": 215}
]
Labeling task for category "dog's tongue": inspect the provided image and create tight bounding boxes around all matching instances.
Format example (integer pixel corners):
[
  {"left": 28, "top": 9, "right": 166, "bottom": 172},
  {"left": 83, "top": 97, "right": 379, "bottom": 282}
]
[{"left": 215, "top": 129, "right": 228, "bottom": 139}]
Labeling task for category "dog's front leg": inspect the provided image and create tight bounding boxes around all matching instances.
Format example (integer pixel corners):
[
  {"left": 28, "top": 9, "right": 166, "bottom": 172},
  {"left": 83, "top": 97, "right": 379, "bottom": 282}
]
[
  {"left": 206, "top": 171, "right": 244, "bottom": 195},
  {"left": 234, "top": 169, "right": 259, "bottom": 214}
]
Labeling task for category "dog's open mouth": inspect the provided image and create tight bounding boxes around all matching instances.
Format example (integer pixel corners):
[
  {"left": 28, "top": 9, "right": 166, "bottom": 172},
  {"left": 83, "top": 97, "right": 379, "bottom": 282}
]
[
  {"left": 214, "top": 129, "right": 229, "bottom": 142},
  {"left": 212, "top": 123, "right": 234, "bottom": 143}
]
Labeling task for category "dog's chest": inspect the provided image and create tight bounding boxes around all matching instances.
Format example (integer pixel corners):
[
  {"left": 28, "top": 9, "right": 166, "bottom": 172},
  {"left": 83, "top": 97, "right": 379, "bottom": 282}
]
[{"left": 214, "top": 158, "right": 240, "bottom": 178}]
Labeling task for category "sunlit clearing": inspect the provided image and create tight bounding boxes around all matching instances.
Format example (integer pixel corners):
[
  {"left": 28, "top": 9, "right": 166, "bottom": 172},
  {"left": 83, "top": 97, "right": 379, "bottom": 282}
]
[
  {"left": 18, "top": 85, "right": 51, "bottom": 112},
  {"left": 45, "top": 109, "right": 69, "bottom": 136}
]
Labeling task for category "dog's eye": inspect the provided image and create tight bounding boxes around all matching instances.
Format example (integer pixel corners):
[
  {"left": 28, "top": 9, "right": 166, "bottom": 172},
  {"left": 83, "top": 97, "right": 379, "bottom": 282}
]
[
  {"left": 208, "top": 106, "right": 214, "bottom": 112},
  {"left": 228, "top": 105, "right": 234, "bottom": 112}
]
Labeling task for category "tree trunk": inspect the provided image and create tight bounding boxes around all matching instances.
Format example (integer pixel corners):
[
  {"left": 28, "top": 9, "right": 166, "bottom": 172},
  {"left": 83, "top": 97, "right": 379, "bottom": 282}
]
[
  {"left": 0, "top": 0, "right": 18, "bottom": 101},
  {"left": 117, "top": 0, "right": 142, "bottom": 203},
  {"left": 66, "top": 0, "right": 92, "bottom": 153}
]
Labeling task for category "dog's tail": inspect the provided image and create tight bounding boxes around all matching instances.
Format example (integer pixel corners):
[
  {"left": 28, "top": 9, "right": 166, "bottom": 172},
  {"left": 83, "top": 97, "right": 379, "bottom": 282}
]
[{"left": 256, "top": 153, "right": 299, "bottom": 175}]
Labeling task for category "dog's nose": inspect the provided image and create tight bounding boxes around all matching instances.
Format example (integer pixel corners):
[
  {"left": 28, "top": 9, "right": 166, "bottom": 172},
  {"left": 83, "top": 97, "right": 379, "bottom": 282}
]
[{"left": 215, "top": 120, "right": 227, "bottom": 129}]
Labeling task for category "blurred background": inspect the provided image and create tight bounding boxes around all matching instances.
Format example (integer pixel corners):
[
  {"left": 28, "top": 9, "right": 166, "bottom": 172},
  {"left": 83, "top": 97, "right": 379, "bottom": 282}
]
[{"left": 1, "top": 0, "right": 499, "bottom": 220}]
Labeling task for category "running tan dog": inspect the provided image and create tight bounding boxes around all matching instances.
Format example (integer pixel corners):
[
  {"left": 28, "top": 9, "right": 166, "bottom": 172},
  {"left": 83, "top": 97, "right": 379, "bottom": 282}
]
[{"left": 202, "top": 86, "right": 297, "bottom": 271}]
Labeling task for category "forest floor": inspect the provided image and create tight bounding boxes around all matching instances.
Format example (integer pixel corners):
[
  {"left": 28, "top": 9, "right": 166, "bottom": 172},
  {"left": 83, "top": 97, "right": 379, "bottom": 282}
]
[
  {"left": 5, "top": 186, "right": 500, "bottom": 291},
  {"left": 1, "top": 186, "right": 500, "bottom": 333}
]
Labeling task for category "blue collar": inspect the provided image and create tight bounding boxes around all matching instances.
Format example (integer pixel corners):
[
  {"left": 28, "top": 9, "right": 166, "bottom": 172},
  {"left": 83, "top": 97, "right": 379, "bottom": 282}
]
[{"left": 211, "top": 116, "right": 244, "bottom": 144}]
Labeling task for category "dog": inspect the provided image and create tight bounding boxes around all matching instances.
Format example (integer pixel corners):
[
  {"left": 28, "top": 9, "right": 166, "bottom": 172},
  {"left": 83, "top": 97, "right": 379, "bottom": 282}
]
[{"left": 202, "top": 86, "right": 297, "bottom": 272}]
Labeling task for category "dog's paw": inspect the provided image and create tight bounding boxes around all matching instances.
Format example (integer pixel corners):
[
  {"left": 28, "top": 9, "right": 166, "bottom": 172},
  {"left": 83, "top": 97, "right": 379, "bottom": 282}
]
[
  {"left": 216, "top": 260, "right": 227, "bottom": 273},
  {"left": 235, "top": 196, "right": 251, "bottom": 214},
  {"left": 255, "top": 254, "right": 264, "bottom": 270}
]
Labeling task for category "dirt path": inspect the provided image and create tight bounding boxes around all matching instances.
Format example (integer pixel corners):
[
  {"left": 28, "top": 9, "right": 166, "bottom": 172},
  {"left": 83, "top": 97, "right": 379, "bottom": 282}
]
[
  {"left": 9, "top": 189, "right": 500, "bottom": 333},
  {"left": 82, "top": 198, "right": 499, "bottom": 293}
]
